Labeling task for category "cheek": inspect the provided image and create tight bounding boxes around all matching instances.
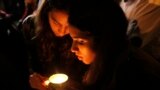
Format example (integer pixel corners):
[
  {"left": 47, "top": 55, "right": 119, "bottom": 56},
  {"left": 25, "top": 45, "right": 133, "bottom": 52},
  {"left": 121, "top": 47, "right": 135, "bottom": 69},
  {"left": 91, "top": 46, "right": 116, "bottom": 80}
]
[
  {"left": 86, "top": 49, "right": 96, "bottom": 64},
  {"left": 80, "top": 47, "right": 96, "bottom": 64},
  {"left": 49, "top": 21, "right": 58, "bottom": 33},
  {"left": 49, "top": 13, "right": 56, "bottom": 33}
]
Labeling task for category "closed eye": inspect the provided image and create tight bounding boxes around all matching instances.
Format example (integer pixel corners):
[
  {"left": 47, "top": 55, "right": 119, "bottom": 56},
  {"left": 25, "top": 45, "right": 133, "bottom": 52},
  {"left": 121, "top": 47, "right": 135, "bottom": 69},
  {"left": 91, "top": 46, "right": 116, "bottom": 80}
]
[
  {"left": 78, "top": 40, "right": 86, "bottom": 45},
  {"left": 51, "top": 16, "right": 62, "bottom": 27},
  {"left": 53, "top": 18, "right": 60, "bottom": 25},
  {"left": 73, "top": 38, "right": 88, "bottom": 45}
]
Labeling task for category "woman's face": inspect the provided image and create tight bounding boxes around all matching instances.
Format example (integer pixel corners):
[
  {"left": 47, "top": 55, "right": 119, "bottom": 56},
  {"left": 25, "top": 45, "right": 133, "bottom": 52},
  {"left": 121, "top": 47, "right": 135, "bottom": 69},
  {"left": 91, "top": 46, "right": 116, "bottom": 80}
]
[
  {"left": 48, "top": 9, "right": 69, "bottom": 37},
  {"left": 69, "top": 25, "right": 96, "bottom": 65}
]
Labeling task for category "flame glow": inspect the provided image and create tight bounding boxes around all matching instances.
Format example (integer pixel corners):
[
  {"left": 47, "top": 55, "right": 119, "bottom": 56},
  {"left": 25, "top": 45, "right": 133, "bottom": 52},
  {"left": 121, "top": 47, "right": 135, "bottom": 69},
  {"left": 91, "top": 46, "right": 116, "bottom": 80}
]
[
  {"left": 49, "top": 73, "right": 68, "bottom": 84},
  {"left": 43, "top": 80, "right": 50, "bottom": 86},
  {"left": 149, "top": 0, "right": 160, "bottom": 5}
]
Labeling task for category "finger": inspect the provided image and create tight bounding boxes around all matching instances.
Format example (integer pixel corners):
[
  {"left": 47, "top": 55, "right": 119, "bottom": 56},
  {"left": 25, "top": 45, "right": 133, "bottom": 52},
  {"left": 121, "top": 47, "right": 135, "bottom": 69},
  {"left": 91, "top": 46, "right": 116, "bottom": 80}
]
[{"left": 30, "top": 72, "right": 37, "bottom": 77}]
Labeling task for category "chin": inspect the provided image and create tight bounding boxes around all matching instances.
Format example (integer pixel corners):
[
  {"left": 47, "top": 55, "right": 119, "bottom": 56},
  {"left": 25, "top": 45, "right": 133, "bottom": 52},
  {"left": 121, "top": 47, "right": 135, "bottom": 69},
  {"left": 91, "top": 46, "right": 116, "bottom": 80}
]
[
  {"left": 56, "top": 34, "right": 65, "bottom": 37},
  {"left": 83, "top": 60, "right": 91, "bottom": 65}
]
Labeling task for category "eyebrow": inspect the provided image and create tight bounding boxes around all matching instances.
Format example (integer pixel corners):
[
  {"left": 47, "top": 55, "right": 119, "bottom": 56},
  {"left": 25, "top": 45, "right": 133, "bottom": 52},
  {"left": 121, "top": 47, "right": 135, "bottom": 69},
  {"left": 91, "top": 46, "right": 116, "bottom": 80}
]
[
  {"left": 73, "top": 32, "right": 91, "bottom": 39},
  {"left": 72, "top": 37, "right": 81, "bottom": 39},
  {"left": 51, "top": 15, "right": 60, "bottom": 25},
  {"left": 72, "top": 35, "right": 88, "bottom": 39}
]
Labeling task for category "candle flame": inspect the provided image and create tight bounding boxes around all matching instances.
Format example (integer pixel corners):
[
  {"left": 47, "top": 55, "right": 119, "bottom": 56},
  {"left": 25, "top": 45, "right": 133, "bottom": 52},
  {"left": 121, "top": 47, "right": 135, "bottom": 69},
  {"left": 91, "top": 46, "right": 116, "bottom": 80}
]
[
  {"left": 43, "top": 80, "right": 50, "bottom": 86},
  {"left": 49, "top": 73, "right": 68, "bottom": 84}
]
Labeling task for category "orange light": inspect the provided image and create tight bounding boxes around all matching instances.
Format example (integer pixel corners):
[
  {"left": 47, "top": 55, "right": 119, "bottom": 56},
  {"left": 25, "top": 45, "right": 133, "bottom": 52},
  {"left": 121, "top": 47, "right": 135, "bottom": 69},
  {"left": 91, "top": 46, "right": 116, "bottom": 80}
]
[
  {"left": 43, "top": 80, "right": 50, "bottom": 86},
  {"left": 149, "top": 0, "right": 160, "bottom": 5}
]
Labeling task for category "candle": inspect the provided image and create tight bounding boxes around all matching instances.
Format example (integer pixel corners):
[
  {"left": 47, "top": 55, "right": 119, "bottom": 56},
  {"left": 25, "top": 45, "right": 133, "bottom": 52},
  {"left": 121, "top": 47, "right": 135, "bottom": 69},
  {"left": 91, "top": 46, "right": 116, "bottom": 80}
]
[
  {"left": 43, "top": 73, "right": 68, "bottom": 86},
  {"left": 49, "top": 73, "right": 68, "bottom": 84}
]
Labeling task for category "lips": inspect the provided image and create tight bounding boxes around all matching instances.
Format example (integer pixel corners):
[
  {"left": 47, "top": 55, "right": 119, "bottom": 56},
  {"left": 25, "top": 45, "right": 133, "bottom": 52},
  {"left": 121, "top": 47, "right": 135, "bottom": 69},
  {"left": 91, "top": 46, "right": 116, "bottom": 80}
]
[
  {"left": 78, "top": 56, "right": 83, "bottom": 60},
  {"left": 75, "top": 54, "right": 83, "bottom": 60}
]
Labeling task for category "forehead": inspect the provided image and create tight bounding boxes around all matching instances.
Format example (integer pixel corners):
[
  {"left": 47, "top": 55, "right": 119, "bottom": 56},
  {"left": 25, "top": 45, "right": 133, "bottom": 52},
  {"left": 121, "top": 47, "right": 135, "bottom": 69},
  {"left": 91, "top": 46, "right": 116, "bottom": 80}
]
[
  {"left": 69, "top": 25, "right": 90, "bottom": 39},
  {"left": 49, "top": 9, "right": 68, "bottom": 22},
  {"left": 49, "top": 9, "right": 68, "bottom": 16}
]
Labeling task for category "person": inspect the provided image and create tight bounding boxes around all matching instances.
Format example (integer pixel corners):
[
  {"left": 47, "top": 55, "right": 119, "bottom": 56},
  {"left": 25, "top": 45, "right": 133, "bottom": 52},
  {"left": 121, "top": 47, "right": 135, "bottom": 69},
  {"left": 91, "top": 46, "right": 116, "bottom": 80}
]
[
  {"left": 120, "top": 0, "right": 160, "bottom": 62},
  {"left": 68, "top": 0, "right": 160, "bottom": 90},
  {"left": 22, "top": 0, "right": 87, "bottom": 90}
]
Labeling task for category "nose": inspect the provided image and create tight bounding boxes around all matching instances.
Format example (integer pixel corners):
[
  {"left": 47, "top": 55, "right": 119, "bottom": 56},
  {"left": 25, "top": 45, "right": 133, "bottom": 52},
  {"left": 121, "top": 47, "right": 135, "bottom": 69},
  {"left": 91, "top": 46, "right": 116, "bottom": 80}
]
[
  {"left": 71, "top": 42, "right": 78, "bottom": 53},
  {"left": 62, "top": 25, "right": 69, "bottom": 35}
]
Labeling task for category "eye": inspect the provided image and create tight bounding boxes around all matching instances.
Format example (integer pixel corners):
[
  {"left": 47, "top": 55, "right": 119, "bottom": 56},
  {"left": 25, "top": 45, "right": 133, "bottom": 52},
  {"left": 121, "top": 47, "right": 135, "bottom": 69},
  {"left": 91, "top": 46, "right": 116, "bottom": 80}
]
[
  {"left": 51, "top": 16, "right": 61, "bottom": 26},
  {"left": 53, "top": 18, "right": 59, "bottom": 25},
  {"left": 77, "top": 39, "right": 87, "bottom": 45}
]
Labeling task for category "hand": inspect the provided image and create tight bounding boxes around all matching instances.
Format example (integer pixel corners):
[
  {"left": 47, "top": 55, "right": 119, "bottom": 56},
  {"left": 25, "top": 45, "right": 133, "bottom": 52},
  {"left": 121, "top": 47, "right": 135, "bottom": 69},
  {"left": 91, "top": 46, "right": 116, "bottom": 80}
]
[
  {"left": 57, "top": 79, "right": 83, "bottom": 90},
  {"left": 29, "top": 73, "right": 48, "bottom": 90}
]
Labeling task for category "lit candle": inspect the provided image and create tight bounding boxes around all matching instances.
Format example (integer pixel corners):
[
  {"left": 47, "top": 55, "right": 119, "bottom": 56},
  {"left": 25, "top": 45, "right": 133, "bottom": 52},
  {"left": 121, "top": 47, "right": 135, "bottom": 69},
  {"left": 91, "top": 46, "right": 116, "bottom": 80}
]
[
  {"left": 49, "top": 73, "right": 68, "bottom": 84},
  {"left": 43, "top": 73, "right": 68, "bottom": 86}
]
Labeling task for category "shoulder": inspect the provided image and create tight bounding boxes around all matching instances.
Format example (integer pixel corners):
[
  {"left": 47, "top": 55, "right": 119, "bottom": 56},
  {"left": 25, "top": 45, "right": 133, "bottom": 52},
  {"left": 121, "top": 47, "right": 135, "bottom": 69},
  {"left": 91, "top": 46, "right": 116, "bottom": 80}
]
[
  {"left": 22, "top": 14, "right": 35, "bottom": 25},
  {"left": 22, "top": 14, "right": 35, "bottom": 33}
]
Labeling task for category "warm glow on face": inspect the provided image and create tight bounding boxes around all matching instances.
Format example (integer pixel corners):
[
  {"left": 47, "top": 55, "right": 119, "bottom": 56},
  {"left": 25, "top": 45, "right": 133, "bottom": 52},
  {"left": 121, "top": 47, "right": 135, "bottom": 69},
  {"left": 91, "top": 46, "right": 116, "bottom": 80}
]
[
  {"left": 149, "top": 0, "right": 160, "bottom": 5},
  {"left": 49, "top": 73, "right": 68, "bottom": 84},
  {"left": 69, "top": 26, "right": 96, "bottom": 65},
  {"left": 48, "top": 10, "right": 69, "bottom": 37}
]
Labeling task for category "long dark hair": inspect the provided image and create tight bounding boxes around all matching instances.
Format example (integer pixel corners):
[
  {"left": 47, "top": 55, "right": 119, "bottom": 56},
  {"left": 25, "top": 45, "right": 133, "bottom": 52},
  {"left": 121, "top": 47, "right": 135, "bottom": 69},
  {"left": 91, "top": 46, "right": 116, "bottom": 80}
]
[
  {"left": 69, "top": 0, "right": 128, "bottom": 88},
  {"left": 33, "top": 0, "right": 75, "bottom": 76}
]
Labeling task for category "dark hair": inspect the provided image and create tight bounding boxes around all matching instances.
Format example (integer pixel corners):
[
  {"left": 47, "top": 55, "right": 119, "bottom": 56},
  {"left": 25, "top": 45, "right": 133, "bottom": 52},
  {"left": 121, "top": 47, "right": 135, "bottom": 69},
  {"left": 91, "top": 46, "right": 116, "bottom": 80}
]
[
  {"left": 47, "top": 0, "right": 73, "bottom": 12},
  {"left": 69, "top": 0, "right": 128, "bottom": 88},
  {"left": 33, "top": 0, "right": 75, "bottom": 76}
]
